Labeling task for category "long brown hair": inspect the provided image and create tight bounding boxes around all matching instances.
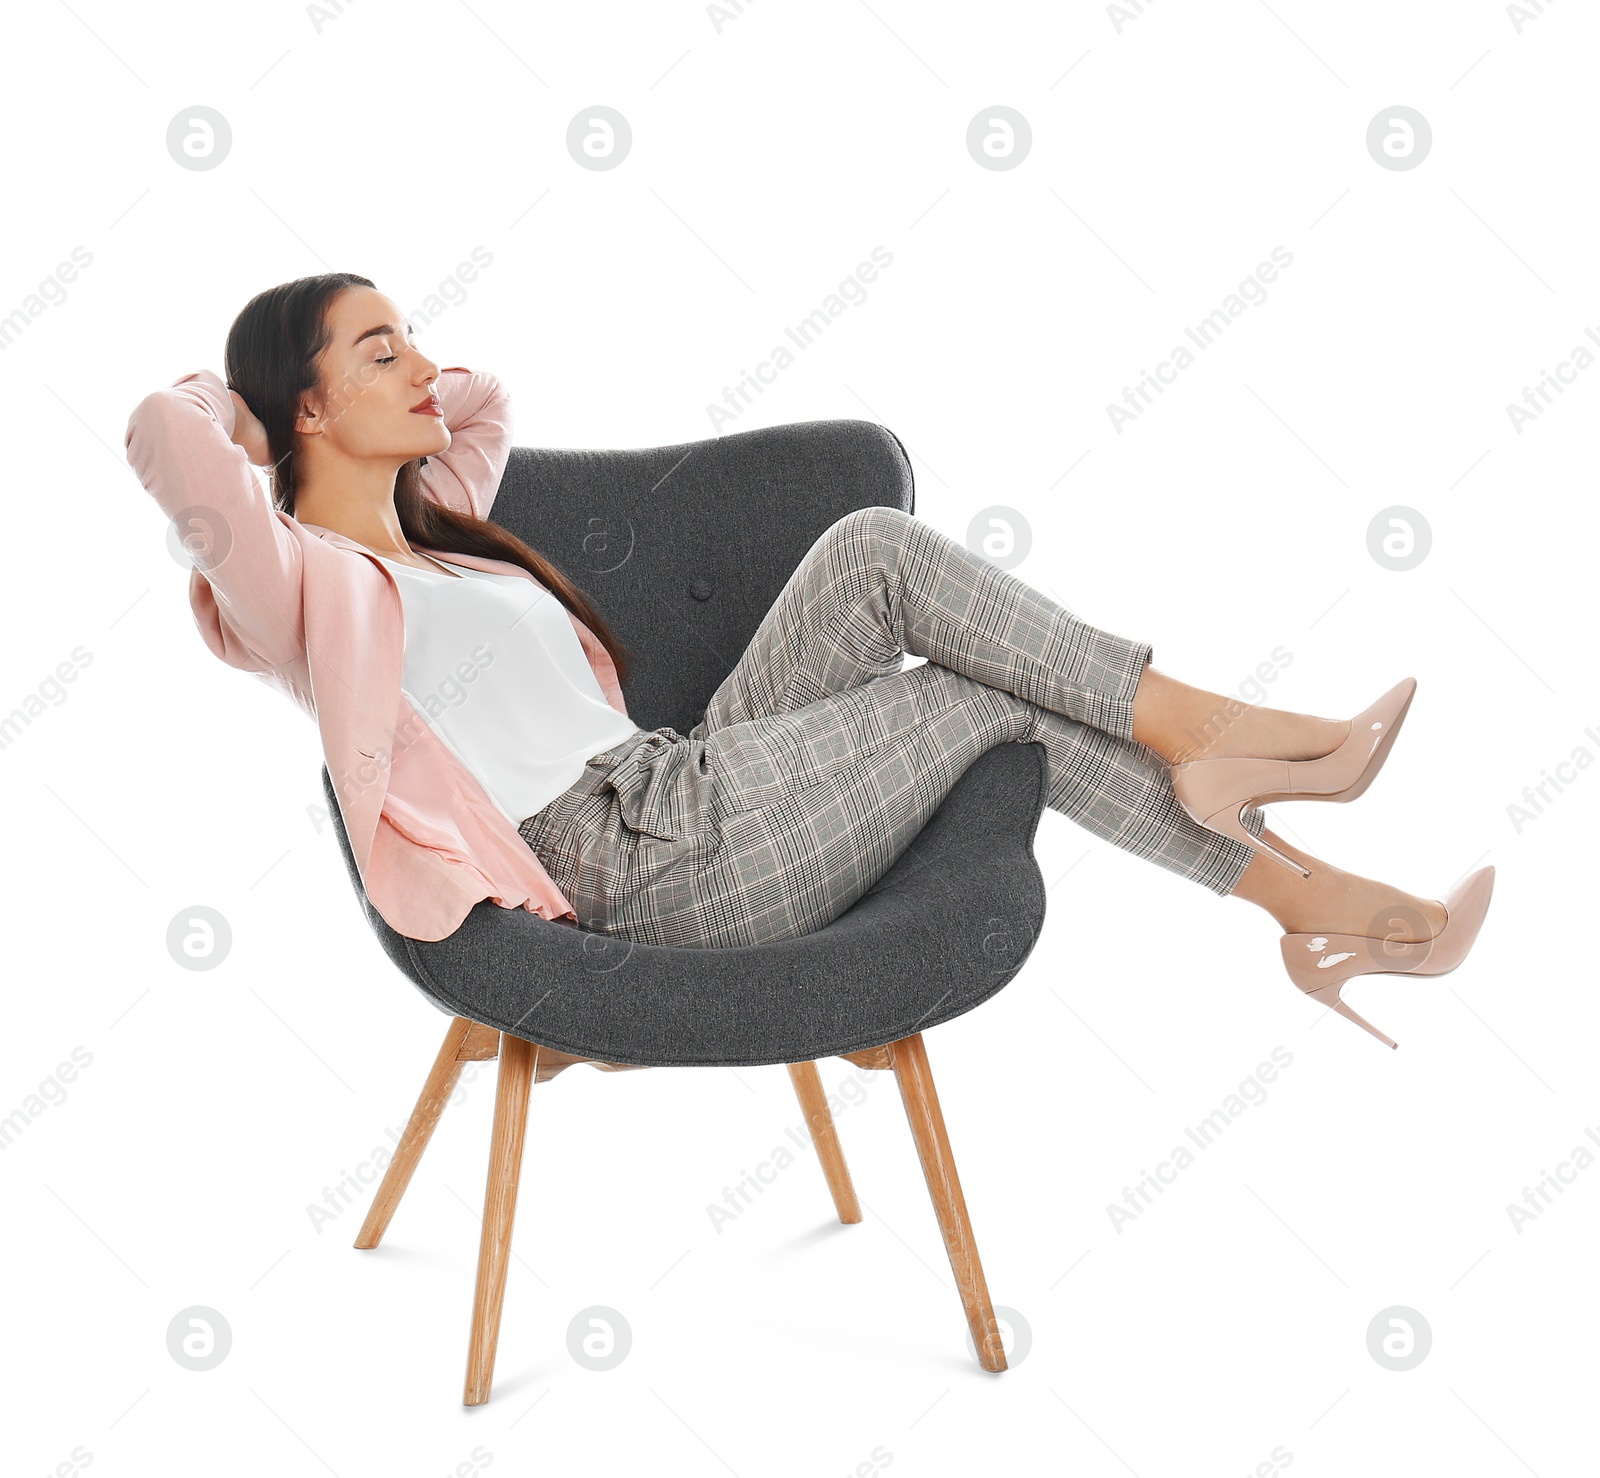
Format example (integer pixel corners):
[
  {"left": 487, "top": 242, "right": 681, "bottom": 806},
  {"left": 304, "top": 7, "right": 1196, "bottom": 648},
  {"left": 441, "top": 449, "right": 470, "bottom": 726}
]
[{"left": 222, "top": 271, "right": 631, "bottom": 684}]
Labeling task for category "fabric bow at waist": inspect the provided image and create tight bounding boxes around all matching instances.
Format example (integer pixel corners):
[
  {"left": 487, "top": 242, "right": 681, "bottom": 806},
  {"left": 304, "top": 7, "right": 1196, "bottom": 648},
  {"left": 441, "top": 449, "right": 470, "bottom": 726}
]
[{"left": 596, "top": 726, "right": 705, "bottom": 841}]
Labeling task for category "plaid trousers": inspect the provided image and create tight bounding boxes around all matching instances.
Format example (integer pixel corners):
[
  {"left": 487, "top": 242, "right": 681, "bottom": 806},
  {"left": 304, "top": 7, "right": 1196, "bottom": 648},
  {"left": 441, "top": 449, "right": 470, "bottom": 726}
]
[{"left": 517, "top": 505, "right": 1267, "bottom": 949}]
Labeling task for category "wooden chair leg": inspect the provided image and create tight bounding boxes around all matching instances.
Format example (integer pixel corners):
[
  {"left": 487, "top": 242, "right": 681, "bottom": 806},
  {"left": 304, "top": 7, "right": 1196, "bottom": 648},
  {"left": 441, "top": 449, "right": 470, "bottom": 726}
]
[
  {"left": 362, "top": 1021, "right": 1000, "bottom": 1395},
  {"left": 888, "top": 1031, "right": 1008, "bottom": 1372},
  {"left": 463, "top": 1032, "right": 537, "bottom": 1406},
  {"left": 355, "top": 1015, "right": 486, "bottom": 1250},
  {"left": 786, "top": 1061, "right": 862, "bottom": 1224}
]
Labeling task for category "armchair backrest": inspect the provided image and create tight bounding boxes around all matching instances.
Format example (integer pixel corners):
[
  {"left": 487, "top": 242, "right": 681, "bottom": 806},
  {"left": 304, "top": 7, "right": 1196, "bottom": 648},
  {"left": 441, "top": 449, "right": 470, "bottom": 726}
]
[{"left": 490, "top": 418, "right": 915, "bottom": 734}]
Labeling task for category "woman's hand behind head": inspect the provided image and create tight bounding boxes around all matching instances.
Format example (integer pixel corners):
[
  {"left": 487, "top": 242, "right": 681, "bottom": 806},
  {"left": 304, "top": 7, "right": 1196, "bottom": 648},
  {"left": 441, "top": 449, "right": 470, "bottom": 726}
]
[{"left": 228, "top": 388, "right": 272, "bottom": 466}]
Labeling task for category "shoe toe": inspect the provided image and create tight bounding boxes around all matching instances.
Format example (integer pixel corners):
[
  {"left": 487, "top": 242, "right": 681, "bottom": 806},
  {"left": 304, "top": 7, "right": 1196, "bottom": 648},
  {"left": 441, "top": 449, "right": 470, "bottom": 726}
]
[{"left": 1438, "top": 865, "right": 1495, "bottom": 963}]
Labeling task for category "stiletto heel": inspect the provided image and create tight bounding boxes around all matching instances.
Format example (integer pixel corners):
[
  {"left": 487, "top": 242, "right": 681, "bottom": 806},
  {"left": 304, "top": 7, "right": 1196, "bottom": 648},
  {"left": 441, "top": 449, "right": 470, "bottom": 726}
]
[
  {"left": 1279, "top": 865, "right": 1495, "bottom": 1049},
  {"left": 1171, "top": 677, "right": 1418, "bottom": 873},
  {"left": 1297, "top": 981, "right": 1399, "bottom": 1050},
  {"left": 1202, "top": 801, "right": 1312, "bottom": 879}
]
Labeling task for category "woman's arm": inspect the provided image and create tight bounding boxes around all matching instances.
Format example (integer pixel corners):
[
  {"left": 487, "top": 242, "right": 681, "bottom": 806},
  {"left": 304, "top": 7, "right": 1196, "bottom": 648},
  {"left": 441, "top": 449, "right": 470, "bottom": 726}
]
[
  {"left": 417, "top": 367, "right": 513, "bottom": 522},
  {"left": 124, "top": 369, "right": 307, "bottom": 670},
  {"left": 124, "top": 364, "right": 511, "bottom": 667}
]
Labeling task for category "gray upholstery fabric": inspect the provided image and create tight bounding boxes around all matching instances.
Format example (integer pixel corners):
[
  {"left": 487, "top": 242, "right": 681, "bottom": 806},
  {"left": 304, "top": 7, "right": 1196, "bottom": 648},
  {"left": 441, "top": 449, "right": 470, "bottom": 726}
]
[
  {"left": 493, "top": 419, "right": 921, "bottom": 738},
  {"left": 321, "top": 416, "right": 1052, "bottom": 1066}
]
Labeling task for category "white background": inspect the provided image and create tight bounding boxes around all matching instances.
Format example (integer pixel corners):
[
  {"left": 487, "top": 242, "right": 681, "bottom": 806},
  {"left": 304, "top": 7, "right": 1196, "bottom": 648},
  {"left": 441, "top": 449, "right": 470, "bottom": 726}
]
[{"left": 2, "top": 2, "right": 1594, "bottom": 1474}]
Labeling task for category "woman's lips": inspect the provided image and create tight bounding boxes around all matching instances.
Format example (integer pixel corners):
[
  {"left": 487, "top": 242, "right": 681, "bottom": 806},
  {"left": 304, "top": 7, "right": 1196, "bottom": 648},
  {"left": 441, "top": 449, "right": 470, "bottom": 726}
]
[{"left": 410, "top": 396, "right": 443, "bottom": 415}]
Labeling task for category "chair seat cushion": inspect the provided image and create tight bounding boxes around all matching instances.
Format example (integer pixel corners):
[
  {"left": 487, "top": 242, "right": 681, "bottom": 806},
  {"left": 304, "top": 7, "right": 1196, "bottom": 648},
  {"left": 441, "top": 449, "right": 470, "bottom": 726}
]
[{"left": 326, "top": 741, "right": 1050, "bottom": 1066}]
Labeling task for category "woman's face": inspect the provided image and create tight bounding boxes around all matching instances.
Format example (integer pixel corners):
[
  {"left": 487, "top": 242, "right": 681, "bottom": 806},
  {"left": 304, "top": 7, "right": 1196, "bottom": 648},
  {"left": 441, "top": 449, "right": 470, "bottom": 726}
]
[{"left": 297, "top": 285, "right": 449, "bottom": 464}]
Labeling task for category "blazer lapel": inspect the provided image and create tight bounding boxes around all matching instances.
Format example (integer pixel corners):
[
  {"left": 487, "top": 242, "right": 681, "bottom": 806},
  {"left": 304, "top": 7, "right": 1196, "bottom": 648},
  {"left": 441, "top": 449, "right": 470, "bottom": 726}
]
[
  {"left": 295, "top": 523, "right": 589, "bottom": 885},
  {"left": 298, "top": 522, "right": 406, "bottom": 882}
]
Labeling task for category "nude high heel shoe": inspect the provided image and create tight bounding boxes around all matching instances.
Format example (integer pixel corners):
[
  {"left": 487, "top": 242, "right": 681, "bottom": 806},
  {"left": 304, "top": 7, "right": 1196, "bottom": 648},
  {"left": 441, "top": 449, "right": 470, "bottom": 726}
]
[
  {"left": 1170, "top": 677, "right": 1419, "bottom": 878},
  {"left": 1279, "top": 865, "right": 1496, "bottom": 1049}
]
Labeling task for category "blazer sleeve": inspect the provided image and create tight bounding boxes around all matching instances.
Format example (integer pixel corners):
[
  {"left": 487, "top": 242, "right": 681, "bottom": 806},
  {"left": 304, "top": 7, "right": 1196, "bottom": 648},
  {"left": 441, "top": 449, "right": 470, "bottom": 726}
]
[
  {"left": 124, "top": 369, "right": 307, "bottom": 670},
  {"left": 417, "top": 367, "right": 513, "bottom": 522}
]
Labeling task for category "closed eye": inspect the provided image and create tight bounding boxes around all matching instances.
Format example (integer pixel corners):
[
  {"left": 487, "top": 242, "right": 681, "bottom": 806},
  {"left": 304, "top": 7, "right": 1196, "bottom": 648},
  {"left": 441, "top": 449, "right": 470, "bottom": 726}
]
[{"left": 375, "top": 330, "right": 416, "bottom": 365}]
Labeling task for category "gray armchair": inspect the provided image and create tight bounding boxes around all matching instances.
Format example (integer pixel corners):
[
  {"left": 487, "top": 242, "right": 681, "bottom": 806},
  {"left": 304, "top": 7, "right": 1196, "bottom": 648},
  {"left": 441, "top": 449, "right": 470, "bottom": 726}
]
[{"left": 322, "top": 418, "right": 1052, "bottom": 1403}]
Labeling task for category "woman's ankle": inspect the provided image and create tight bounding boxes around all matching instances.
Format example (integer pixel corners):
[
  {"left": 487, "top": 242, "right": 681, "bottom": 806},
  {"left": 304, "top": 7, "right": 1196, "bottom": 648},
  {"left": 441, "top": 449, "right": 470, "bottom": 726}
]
[
  {"left": 1135, "top": 667, "right": 1348, "bottom": 765},
  {"left": 1131, "top": 667, "right": 1210, "bottom": 761},
  {"left": 1228, "top": 828, "right": 1324, "bottom": 930},
  {"left": 1229, "top": 832, "right": 1445, "bottom": 942}
]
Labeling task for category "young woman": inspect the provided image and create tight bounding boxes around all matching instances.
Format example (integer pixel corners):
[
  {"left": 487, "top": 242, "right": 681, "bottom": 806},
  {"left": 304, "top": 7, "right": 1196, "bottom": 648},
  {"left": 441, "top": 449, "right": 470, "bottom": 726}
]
[{"left": 125, "top": 272, "right": 1493, "bottom": 1049}]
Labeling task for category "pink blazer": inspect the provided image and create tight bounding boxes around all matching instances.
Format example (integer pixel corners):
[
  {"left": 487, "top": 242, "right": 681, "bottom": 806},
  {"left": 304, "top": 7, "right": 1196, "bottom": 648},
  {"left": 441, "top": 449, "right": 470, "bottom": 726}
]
[{"left": 124, "top": 365, "right": 631, "bottom": 941}]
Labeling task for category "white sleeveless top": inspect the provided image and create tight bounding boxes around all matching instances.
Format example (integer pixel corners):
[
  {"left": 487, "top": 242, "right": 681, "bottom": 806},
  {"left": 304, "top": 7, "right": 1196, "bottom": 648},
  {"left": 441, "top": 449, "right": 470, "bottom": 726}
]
[{"left": 377, "top": 554, "right": 640, "bottom": 825}]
